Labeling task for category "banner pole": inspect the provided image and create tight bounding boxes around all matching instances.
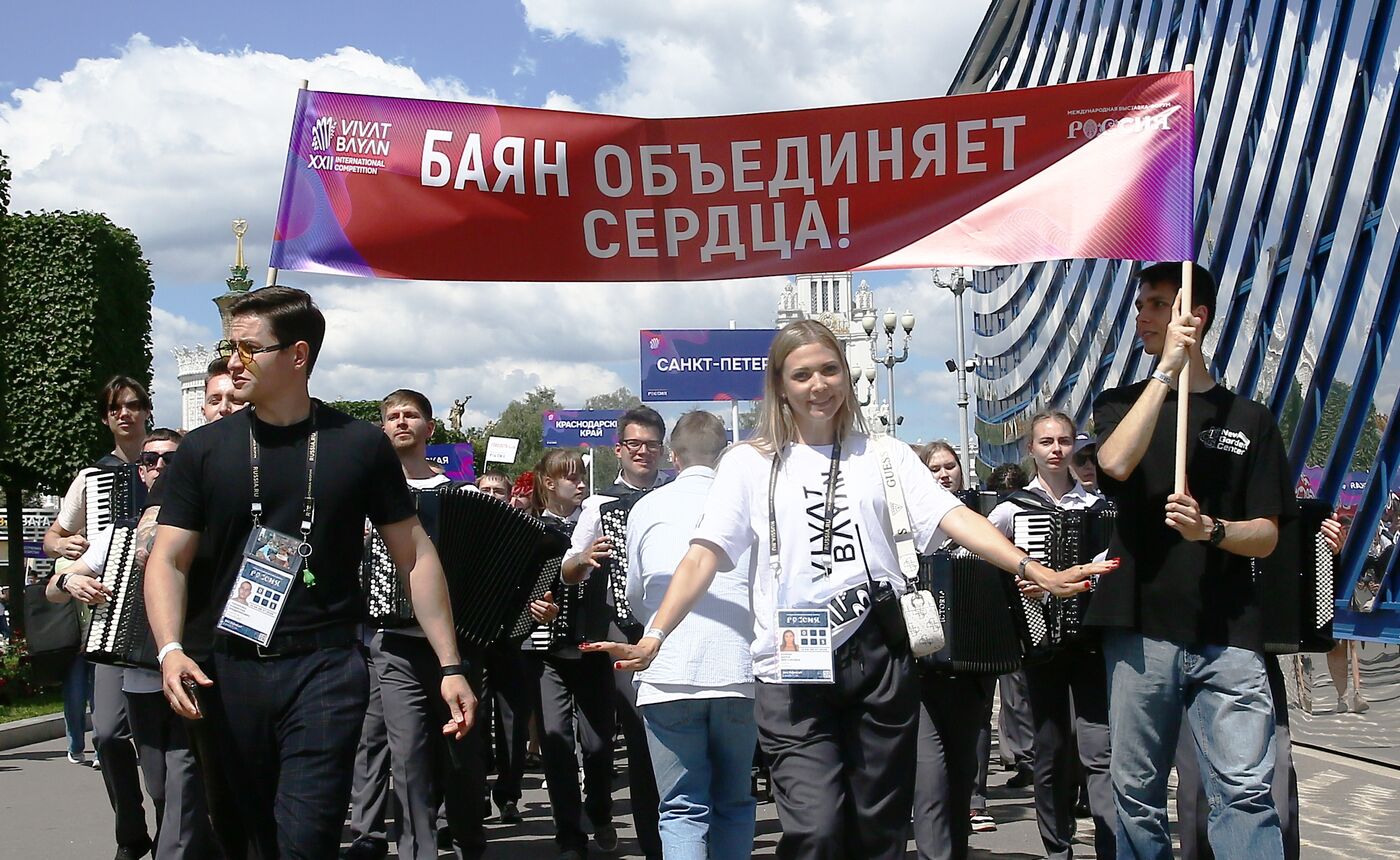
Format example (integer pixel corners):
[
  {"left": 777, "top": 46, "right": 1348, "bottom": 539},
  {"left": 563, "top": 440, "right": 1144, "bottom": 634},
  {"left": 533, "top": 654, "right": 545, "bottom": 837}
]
[
  {"left": 1175, "top": 64, "right": 1196, "bottom": 496},
  {"left": 267, "top": 78, "right": 310, "bottom": 287}
]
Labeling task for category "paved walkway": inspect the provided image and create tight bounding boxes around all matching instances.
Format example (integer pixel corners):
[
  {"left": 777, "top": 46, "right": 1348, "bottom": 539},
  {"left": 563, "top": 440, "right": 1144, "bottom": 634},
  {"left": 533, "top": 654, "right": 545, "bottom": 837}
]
[{"left": 2, "top": 728, "right": 1397, "bottom": 858}]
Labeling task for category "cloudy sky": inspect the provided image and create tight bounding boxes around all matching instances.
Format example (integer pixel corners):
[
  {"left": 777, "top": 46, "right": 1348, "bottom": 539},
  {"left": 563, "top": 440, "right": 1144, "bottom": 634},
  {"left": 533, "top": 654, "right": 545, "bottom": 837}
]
[{"left": 2, "top": 0, "right": 990, "bottom": 441}]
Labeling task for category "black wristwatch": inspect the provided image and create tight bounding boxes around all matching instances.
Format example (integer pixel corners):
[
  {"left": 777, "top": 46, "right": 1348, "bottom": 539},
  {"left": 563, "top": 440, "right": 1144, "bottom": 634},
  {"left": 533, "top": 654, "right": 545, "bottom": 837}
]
[
  {"left": 56, "top": 573, "right": 72, "bottom": 593},
  {"left": 1207, "top": 518, "right": 1227, "bottom": 547},
  {"left": 440, "top": 662, "right": 471, "bottom": 679}
]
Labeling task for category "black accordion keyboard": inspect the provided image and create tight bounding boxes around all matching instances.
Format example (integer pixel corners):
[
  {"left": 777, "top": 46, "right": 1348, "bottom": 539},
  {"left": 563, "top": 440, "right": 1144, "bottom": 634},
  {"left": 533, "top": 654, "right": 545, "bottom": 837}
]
[{"left": 83, "top": 464, "right": 144, "bottom": 536}]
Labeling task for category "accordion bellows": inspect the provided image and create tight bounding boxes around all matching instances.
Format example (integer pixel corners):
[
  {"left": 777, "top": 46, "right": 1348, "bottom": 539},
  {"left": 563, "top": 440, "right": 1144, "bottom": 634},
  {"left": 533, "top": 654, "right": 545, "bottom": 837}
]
[{"left": 362, "top": 486, "right": 568, "bottom": 647}]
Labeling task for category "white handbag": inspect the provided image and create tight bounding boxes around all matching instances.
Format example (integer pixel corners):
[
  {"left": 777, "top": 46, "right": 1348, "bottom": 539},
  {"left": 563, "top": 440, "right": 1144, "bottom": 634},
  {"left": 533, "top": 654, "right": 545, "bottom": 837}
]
[{"left": 873, "top": 435, "right": 945, "bottom": 657}]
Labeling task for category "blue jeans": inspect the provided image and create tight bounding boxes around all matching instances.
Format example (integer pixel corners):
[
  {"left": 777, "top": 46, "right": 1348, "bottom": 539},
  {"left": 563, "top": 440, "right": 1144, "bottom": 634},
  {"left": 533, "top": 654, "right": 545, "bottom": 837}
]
[
  {"left": 62, "top": 654, "right": 93, "bottom": 756},
  {"left": 1102, "top": 632, "right": 1282, "bottom": 860},
  {"left": 641, "top": 696, "right": 758, "bottom": 860}
]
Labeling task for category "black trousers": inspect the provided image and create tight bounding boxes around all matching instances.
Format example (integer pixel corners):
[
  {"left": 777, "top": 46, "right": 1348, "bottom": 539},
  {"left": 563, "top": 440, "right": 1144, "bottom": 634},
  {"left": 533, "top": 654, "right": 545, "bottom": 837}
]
[
  {"left": 92, "top": 663, "right": 150, "bottom": 850},
  {"left": 487, "top": 644, "right": 538, "bottom": 808},
  {"left": 1176, "top": 656, "right": 1300, "bottom": 860},
  {"left": 374, "top": 631, "right": 488, "bottom": 859},
  {"left": 754, "top": 618, "right": 918, "bottom": 860},
  {"left": 532, "top": 651, "right": 617, "bottom": 853},
  {"left": 912, "top": 667, "right": 994, "bottom": 860},
  {"left": 1024, "top": 644, "right": 1115, "bottom": 860},
  {"left": 206, "top": 645, "right": 370, "bottom": 860}
]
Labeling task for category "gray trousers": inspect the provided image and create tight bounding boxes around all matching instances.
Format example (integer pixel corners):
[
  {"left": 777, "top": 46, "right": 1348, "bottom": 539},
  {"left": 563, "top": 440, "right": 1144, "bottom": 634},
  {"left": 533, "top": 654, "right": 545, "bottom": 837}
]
[
  {"left": 532, "top": 651, "right": 616, "bottom": 853},
  {"left": 997, "top": 669, "right": 1035, "bottom": 769},
  {"left": 913, "top": 668, "right": 995, "bottom": 860},
  {"left": 1024, "top": 645, "right": 1115, "bottom": 860},
  {"left": 350, "top": 643, "right": 391, "bottom": 843},
  {"left": 125, "top": 691, "right": 215, "bottom": 859},
  {"left": 92, "top": 663, "right": 150, "bottom": 850},
  {"left": 755, "top": 618, "right": 917, "bottom": 860},
  {"left": 1176, "top": 656, "right": 1300, "bottom": 860},
  {"left": 374, "top": 631, "right": 487, "bottom": 860}
]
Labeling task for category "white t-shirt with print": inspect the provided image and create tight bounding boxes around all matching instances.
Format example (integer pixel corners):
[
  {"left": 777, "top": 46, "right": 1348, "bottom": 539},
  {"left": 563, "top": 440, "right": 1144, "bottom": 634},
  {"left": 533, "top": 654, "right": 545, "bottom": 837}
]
[{"left": 692, "top": 433, "right": 963, "bottom": 684}]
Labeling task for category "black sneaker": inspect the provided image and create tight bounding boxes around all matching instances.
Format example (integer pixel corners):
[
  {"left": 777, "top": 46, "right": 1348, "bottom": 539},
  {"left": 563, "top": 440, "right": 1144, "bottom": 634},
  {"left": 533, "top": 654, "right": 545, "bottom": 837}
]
[
  {"left": 342, "top": 836, "right": 388, "bottom": 860},
  {"left": 113, "top": 840, "right": 153, "bottom": 860},
  {"left": 1006, "top": 765, "right": 1034, "bottom": 788},
  {"left": 594, "top": 823, "right": 619, "bottom": 852},
  {"left": 500, "top": 800, "right": 523, "bottom": 824}
]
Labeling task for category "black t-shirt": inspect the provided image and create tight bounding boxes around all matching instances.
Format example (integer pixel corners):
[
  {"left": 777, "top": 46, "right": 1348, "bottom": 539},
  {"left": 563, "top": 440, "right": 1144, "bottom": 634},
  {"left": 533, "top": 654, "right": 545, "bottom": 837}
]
[
  {"left": 157, "top": 401, "right": 414, "bottom": 639},
  {"left": 1088, "top": 382, "right": 1296, "bottom": 650}
]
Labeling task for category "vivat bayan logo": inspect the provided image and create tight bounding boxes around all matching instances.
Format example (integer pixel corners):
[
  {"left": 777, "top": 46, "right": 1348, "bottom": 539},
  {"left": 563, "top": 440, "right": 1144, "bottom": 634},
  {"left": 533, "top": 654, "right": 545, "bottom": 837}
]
[{"left": 312, "top": 116, "right": 336, "bottom": 152}]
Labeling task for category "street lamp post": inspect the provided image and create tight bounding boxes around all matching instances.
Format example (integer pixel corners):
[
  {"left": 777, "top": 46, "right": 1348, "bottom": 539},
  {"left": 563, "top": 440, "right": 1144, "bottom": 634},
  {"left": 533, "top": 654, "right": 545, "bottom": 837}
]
[
  {"left": 933, "top": 267, "right": 975, "bottom": 486},
  {"left": 863, "top": 308, "right": 916, "bottom": 438},
  {"left": 856, "top": 365, "right": 878, "bottom": 406}
]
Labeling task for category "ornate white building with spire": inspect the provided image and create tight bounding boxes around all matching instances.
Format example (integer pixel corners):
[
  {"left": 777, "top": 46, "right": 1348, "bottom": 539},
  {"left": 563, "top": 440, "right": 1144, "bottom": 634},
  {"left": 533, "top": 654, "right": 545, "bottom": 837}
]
[{"left": 776, "top": 272, "right": 885, "bottom": 429}]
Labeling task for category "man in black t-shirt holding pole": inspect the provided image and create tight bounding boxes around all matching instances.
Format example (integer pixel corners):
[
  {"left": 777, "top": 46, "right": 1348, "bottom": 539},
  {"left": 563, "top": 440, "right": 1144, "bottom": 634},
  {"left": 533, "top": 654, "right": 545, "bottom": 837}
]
[
  {"left": 1091, "top": 263, "right": 1295, "bottom": 860},
  {"left": 145, "top": 287, "right": 476, "bottom": 859}
]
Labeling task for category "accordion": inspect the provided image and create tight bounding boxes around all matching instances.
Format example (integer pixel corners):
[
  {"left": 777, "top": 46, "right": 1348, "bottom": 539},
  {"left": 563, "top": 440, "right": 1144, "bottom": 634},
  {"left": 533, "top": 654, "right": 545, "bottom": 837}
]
[
  {"left": 1261, "top": 498, "right": 1337, "bottom": 654},
  {"left": 432, "top": 487, "right": 570, "bottom": 648},
  {"left": 82, "top": 524, "right": 158, "bottom": 668},
  {"left": 599, "top": 494, "right": 644, "bottom": 635},
  {"left": 919, "top": 549, "right": 1025, "bottom": 674},
  {"left": 1010, "top": 498, "right": 1115, "bottom": 651},
  {"left": 363, "top": 487, "right": 445, "bottom": 628},
  {"left": 83, "top": 463, "right": 145, "bottom": 535}
]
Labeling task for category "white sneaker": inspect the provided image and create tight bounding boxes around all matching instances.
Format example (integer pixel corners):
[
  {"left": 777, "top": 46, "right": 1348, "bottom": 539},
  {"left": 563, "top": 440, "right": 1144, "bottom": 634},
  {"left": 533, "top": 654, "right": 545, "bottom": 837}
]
[
  {"left": 66, "top": 751, "right": 86, "bottom": 765},
  {"left": 91, "top": 756, "right": 102, "bottom": 771}
]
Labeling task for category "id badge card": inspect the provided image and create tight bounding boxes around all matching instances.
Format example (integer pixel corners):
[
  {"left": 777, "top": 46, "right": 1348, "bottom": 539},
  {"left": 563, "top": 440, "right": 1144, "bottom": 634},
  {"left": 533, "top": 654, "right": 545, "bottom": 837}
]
[
  {"left": 776, "top": 609, "right": 834, "bottom": 684},
  {"left": 242, "top": 526, "right": 306, "bottom": 576},
  {"left": 217, "top": 558, "right": 294, "bottom": 646}
]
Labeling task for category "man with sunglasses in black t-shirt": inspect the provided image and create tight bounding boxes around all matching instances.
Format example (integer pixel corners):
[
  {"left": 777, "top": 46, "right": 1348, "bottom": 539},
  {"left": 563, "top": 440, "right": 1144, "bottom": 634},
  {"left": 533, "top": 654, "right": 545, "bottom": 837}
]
[{"left": 145, "top": 286, "right": 475, "bottom": 859}]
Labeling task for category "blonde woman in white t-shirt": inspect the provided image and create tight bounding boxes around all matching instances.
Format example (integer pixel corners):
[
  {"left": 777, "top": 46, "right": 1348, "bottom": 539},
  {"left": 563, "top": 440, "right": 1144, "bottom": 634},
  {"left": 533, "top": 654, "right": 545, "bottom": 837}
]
[{"left": 585, "top": 320, "right": 1110, "bottom": 860}]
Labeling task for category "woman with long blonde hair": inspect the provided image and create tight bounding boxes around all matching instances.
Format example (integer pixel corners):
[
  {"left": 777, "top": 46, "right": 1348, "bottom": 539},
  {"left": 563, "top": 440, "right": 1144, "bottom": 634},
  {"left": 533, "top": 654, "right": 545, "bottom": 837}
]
[{"left": 587, "top": 320, "right": 1110, "bottom": 859}]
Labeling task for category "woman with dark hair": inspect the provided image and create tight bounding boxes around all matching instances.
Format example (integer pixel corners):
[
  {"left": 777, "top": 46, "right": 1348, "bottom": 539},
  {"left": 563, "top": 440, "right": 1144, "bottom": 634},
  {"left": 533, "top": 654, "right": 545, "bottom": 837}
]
[{"left": 586, "top": 320, "right": 1109, "bottom": 860}]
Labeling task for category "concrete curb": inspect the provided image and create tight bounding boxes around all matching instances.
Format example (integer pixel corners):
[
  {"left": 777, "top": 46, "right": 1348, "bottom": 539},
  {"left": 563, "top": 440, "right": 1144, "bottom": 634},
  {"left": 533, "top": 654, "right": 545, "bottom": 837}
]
[{"left": 0, "top": 712, "right": 83, "bottom": 752}]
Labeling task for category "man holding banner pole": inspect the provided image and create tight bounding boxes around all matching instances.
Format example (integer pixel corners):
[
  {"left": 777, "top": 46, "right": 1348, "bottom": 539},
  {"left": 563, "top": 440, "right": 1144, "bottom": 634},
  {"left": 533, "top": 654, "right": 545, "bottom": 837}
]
[{"left": 1091, "top": 262, "right": 1295, "bottom": 859}]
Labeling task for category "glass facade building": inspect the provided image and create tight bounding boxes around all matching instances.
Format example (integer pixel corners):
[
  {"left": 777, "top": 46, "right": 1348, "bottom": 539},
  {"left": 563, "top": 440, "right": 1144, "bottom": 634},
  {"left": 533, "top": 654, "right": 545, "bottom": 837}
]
[{"left": 951, "top": 0, "right": 1400, "bottom": 761}]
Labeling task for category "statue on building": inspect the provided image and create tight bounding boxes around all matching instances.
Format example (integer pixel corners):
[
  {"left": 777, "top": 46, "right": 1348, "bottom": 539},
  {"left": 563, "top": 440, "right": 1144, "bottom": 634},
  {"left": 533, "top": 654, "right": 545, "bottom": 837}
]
[{"left": 448, "top": 397, "right": 471, "bottom": 434}]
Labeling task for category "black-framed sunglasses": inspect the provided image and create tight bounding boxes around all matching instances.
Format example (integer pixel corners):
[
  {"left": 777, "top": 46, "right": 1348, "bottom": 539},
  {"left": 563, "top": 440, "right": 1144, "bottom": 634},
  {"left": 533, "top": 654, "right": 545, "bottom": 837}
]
[
  {"left": 216, "top": 339, "right": 290, "bottom": 363},
  {"left": 619, "top": 438, "right": 663, "bottom": 453},
  {"left": 139, "top": 451, "right": 177, "bottom": 467}
]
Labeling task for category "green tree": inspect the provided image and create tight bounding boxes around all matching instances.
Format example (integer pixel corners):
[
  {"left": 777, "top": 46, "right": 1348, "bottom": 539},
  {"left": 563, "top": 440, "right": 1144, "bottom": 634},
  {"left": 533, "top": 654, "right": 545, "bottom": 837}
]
[
  {"left": 325, "top": 399, "right": 382, "bottom": 425},
  {"left": 1278, "top": 379, "right": 1382, "bottom": 473},
  {"left": 0, "top": 203, "right": 154, "bottom": 635}
]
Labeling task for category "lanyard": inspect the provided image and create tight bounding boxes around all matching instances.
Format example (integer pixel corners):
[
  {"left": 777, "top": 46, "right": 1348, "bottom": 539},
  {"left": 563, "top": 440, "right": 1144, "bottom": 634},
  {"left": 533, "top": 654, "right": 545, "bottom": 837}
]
[
  {"left": 249, "top": 404, "right": 319, "bottom": 559},
  {"left": 768, "top": 438, "right": 842, "bottom": 578}
]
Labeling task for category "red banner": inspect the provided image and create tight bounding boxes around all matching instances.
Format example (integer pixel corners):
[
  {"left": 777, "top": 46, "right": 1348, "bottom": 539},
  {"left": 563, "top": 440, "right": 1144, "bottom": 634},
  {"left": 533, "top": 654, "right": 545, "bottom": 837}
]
[{"left": 271, "top": 72, "right": 1194, "bottom": 282}]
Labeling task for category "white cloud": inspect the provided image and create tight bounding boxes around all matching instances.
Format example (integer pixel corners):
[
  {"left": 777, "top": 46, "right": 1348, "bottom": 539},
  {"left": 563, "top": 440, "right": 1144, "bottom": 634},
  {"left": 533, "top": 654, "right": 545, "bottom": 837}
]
[{"left": 522, "top": 0, "right": 991, "bottom": 116}]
